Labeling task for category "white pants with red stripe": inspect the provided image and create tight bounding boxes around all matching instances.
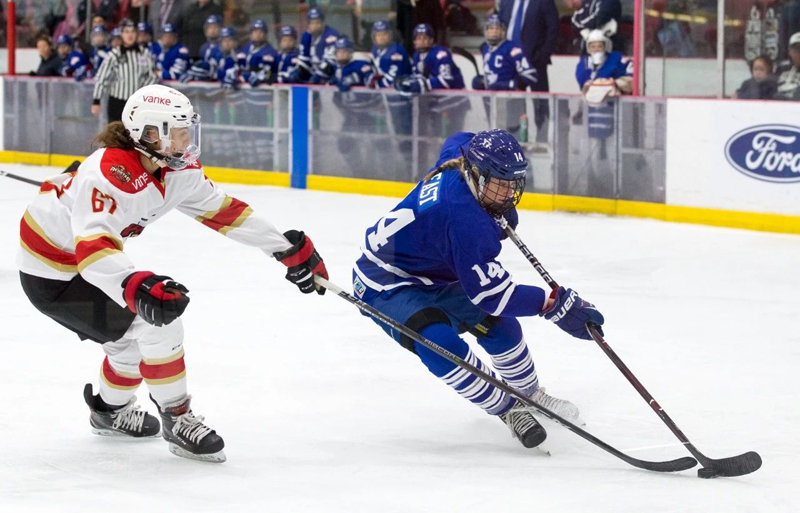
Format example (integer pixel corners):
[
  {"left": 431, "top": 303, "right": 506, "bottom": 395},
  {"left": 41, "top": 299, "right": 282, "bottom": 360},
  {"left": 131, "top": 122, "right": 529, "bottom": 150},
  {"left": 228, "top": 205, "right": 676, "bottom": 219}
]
[{"left": 99, "top": 316, "right": 187, "bottom": 408}]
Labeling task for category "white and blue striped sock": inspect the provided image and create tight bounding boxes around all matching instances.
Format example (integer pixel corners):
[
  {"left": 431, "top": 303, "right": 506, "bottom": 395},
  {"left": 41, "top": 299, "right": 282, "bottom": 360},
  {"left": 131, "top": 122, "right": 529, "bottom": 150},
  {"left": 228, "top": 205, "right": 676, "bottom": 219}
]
[
  {"left": 440, "top": 350, "right": 514, "bottom": 415},
  {"left": 489, "top": 339, "right": 539, "bottom": 397}
]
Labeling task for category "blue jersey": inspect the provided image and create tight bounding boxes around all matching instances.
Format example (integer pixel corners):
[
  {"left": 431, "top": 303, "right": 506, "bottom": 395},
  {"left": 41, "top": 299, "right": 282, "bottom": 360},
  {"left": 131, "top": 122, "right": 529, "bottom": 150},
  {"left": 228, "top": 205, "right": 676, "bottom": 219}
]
[
  {"left": 157, "top": 44, "right": 190, "bottom": 80},
  {"left": 298, "top": 26, "right": 339, "bottom": 80},
  {"left": 575, "top": 51, "right": 632, "bottom": 88},
  {"left": 332, "top": 59, "right": 374, "bottom": 91},
  {"left": 148, "top": 42, "right": 162, "bottom": 60},
  {"left": 199, "top": 40, "right": 220, "bottom": 63},
  {"left": 413, "top": 46, "right": 464, "bottom": 89},
  {"left": 353, "top": 132, "right": 545, "bottom": 318},
  {"left": 60, "top": 50, "right": 91, "bottom": 80},
  {"left": 372, "top": 43, "right": 412, "bottom": 88},
  {"left": 89, "top": 46, "right": 109, "bottom": 77},
  {"left": 217, "top": 50, "right": 239, "bottom": 84},
  {"left": 237, "top": 42, "right": 279, "bottom": 83},
  {"left": 479, "top": 41, "right": 537, "bottom": 90},
  {"left": 276, "top": 48, "right": 300, "bottom": 83}
]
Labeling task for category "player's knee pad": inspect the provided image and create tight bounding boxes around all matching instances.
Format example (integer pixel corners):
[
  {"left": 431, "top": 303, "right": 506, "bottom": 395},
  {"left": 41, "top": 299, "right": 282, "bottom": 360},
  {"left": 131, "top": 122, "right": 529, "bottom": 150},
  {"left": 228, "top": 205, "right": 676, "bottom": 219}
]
[
  {"left": 477, "top": 316, "right": 523, "bottom": 354},
  {"left": 399, "top": 307, "right": 452, "bottom": 354},
  {"left": 415, "top": 323, "right": 469, "bottom": 377}
]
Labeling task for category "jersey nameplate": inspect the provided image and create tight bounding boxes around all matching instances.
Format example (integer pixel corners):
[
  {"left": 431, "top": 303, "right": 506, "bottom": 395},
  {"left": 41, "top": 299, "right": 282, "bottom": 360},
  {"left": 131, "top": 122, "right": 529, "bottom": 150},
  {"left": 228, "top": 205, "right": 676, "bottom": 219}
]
[{"left": 418, "top": 172, "right": 443, "bottom": 211}]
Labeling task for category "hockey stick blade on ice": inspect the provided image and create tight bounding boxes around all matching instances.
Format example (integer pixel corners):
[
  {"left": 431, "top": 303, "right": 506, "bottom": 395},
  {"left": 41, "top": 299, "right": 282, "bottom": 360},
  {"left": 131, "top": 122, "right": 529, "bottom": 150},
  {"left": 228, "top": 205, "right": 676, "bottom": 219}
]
[
  {"left": 315, "top": 276, "right": 697, "bottom": 474},
  {"left": 503, "top": 225, "right": 762, "bottom": 478},
  {"left": 0, "top": 169, "right": 44, "bottom": 187}
]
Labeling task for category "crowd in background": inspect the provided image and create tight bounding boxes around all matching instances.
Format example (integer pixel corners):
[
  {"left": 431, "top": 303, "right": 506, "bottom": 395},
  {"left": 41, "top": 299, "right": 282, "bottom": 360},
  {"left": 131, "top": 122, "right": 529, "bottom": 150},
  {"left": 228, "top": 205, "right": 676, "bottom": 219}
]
[{"left": 5, "top": 1, "right": 800, "bottom": 101}]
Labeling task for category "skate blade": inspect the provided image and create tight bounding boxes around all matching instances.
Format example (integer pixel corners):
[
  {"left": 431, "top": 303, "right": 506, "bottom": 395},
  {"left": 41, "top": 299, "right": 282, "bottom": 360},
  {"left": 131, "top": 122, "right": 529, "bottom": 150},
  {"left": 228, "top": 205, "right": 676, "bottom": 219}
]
[
  {"left": 536, "top": 441, "right": 552, "bottom": 456},
  {"left": 168, "top": 443, "right": 226, "bottom": 463},
  {"left": 91, "top": 428, "right": 161, "bottom": 438}
]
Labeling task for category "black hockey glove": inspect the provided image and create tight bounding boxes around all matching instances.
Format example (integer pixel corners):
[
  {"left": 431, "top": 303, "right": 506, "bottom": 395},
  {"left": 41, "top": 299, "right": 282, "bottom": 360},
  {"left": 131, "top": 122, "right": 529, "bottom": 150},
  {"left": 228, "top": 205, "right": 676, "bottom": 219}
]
[
  {"left": 122, "top": 272, "right": 190, "bottom": 327},
  {"left": 273, "top": 230, "right": 328, "bottom": 295}
]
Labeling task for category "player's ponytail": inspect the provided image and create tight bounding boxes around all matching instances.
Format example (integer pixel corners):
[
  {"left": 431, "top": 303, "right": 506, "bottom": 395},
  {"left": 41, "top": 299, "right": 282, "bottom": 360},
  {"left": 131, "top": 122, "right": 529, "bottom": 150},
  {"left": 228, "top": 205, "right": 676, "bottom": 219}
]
[
  {"left": 423, "top": 157, "right": 466, "bottom": 182},
  {"left": 92, "top": 121, "right": 135, "bottom": 151}
]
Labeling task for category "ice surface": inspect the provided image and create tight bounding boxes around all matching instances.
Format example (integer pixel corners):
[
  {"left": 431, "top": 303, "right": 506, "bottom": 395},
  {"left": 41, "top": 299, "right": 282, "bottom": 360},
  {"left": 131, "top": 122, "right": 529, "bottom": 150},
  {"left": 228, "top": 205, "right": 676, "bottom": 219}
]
[{"left": 1, "top": 163, "right": 798, "bottom": 512}]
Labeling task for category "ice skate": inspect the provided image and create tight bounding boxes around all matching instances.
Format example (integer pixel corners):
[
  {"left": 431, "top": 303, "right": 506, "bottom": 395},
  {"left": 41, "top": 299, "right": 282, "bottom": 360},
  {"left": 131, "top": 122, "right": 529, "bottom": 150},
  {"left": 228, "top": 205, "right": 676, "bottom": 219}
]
[
  {"left": 500, "top": 399, "right": 548, "bottom": 449},
  {"left": 154, "top": 395, "right": 226, "bottom": 463},
  {"left": 530, "top": 387, "right": 583, "bottom": 425},
  {"left": 83, "top": 384, "right": 160, "bottom": 438}
]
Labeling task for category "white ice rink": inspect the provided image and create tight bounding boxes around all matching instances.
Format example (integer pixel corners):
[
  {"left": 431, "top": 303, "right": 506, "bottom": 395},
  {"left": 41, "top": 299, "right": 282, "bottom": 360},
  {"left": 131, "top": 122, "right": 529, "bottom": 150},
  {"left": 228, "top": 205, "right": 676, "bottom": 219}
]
[{"left": 1, "top": 163, "right": 798, "bottom": 513}]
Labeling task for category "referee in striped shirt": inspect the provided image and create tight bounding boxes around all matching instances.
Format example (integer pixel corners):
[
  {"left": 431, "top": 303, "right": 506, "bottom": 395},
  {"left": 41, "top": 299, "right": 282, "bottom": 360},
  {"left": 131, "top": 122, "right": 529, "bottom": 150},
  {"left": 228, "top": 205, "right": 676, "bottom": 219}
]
[{"left": 91, "top": 19, "right": 159, "bottom": 122}]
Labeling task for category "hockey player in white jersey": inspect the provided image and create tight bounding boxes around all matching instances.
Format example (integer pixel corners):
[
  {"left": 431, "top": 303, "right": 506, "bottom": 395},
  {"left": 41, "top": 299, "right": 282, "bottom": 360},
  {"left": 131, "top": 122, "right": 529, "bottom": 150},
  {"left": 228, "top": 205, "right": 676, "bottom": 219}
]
[{"left": 18, "top": 84, "right": 329, "bottom": 463}]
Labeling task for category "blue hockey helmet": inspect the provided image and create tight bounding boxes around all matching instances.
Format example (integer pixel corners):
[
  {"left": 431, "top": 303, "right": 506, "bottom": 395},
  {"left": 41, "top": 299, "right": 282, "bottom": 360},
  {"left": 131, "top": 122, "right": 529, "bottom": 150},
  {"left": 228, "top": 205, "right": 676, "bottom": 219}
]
[
  {"left": 55, "top": 34, "right": 73, "bottom": 47},
  {"left": 484, "top": 14, "right": 506, "bottom": 30},
  {"left": 111, "top": 28, "right": 122, "bottom": 38},
  {"left": 92, "top": 25, "right": 107, "bottom": 36},
  {"left": 334, "top": 36, "right": 354, "bottom": 52},
  {"left": 465, "top": 130, "right": 528, "bottom": 215},
  {"left": 307, "top": 7, "right": 325, "bottom": 21},
  {"left": 220, "top": 26, "right": 237, "bottom": 39},
  {"left": 250, "top": 19, "right": 267, "bottom": 32},
  {"left": 279, "top": 25, "right": 298, "bottom": 39},
  {"left": 413, "top": 23, "right": 435, "bottom": 39},
  {"left": 161, "top": 23, "right": 178, "bottom": 34},
  {"left": 137, "top": 21, "right": 152, "bottom": 35},
  {"left": 372, "top": 20, "right": 391, "bottom": 34},
  {"left": 205, "top": 15, "right": 222, "bottom": 27}
]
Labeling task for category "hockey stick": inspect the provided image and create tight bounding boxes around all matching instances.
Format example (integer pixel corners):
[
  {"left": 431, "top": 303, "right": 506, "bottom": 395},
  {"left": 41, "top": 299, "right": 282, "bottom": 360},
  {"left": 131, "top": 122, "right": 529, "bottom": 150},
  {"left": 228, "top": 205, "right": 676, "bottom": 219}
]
[
  {"left": 315, "top": 275, "right": 697, "bottom": 474},
  {"left": 503, "top": 225, "right": 762, "bottom": 478},
  {"left": 451, "top": 46, "right": 481, "bottom": 77},
  {"left": 0, "top": 169, "right": 44, "bottom": 187}
]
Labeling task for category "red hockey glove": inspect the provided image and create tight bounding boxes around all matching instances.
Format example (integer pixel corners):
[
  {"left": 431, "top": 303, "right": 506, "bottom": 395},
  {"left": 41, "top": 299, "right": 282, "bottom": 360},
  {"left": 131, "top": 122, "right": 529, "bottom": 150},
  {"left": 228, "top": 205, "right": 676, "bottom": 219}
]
[
  {"left": 273, "top": 230, "right": 328, "bottom": 295},
  {"left": 122, "top": 271, "right": 190, "bottom": 327}
]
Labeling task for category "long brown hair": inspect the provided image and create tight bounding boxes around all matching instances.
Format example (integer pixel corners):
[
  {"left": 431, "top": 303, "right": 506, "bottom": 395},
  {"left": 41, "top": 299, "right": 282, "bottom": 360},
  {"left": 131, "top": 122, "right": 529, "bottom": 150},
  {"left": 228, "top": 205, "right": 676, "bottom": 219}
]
[
  {"left": 423, "top": 156, "right": 472, "bottom": 182},
  {"left": 92, "top": 121, "right": 134, "bottom": 151}
]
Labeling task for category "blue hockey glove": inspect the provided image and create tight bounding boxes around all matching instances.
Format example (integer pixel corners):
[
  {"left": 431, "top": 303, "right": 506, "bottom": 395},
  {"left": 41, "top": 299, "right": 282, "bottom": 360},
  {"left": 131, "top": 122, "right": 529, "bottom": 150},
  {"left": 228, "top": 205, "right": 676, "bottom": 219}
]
[
  {"left": 248, "top": 69, "right": 268, "bottom": 87},
  {"left": 394, "top": 75, "right": 428, "bottom": 94},
  {"left": 540, "top": 287, "right": 604, "bottom": 340},
  {"left": 181, "top": 61, "right": 212, "bottom": 83},
  {"left": 471, "top": 75, "right": 486, "bottom": 90}
]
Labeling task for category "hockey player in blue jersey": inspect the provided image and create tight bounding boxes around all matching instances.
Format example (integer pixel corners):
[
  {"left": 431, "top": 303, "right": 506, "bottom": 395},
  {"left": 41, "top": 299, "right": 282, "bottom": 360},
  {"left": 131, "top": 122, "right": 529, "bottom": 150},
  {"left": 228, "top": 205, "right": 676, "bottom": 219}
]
[
  {"left": 110, "top": 28, "right": 122, "bottom": 50},
  {"left": 237, "top": 19, "right": 279, "bottom": 87},
  {"left": 181, "top": 15, "right": 225, "bottom": 82},
  {"left": 294, "top": 7, "right": 339, "bottom": 84},
  {"left": 156, "top": 23, "right": 190, "bottom": 81},
  {"left": 217, "top": 27, "right": 240, "bottom": 88},
  {"left": 56, "top": 35, "right": 92, "bottom": 81},
  {"left": 473, "top": 15, "right": 537, "bottom": 91},
  {"left": 330, "top": 37, "right": 374, "bottom": 92},
  {"left": 137, "top": 22, "right": 155, "bottom": 49},
  {"left": 370, "top": 20, "right": 412, "bottom": 89},
  {"left": 89, "top": 26, "right": 110, "bottom": 78},
  {"left": 275, "top": 25, "right": 301, "bottom": 84},
  {"left": 353, "top": 130, "right": 604, "bottom": 448}
]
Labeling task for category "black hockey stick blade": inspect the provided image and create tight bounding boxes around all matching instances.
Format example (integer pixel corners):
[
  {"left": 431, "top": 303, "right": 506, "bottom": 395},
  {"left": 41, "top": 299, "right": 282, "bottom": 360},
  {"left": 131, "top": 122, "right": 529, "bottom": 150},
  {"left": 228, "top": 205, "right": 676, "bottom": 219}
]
[
  {"left": 316, "top": 276, "right": 698, "bottom": 474},
  {"left": 0, "top": 169, "right": 44, "bottom": 187},
  {"left": 696, "top": 451, "right": 762, "bottom": 477}
]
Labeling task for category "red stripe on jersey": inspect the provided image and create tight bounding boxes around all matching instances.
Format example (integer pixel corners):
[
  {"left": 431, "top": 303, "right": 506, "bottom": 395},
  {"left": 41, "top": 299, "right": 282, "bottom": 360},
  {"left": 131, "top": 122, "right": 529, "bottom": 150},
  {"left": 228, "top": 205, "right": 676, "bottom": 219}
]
[
  {"left": 139, "top": 356, "right": 186, "bottom": 380},
  {"left": 39, "top": 182, "right": 63, "bottom": 197},
  {"left": 19, "top": 216, "right": 78, "bottom": 266},
  {"left": 200, "top": 198, "right": 250, "bottom": 232},
  {"left": 102, "top": 357, "right": 142, "bottom": 387},
  {"left": 75, "top": 236, "right": 121, "bottom": 263}
]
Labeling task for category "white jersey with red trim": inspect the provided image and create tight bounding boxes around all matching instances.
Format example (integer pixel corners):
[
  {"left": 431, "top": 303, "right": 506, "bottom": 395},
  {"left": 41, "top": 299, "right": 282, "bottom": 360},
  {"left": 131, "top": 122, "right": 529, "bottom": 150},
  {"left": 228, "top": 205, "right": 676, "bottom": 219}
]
[{"left": 18, "top": 147, "right": 292, "bottom": 308}]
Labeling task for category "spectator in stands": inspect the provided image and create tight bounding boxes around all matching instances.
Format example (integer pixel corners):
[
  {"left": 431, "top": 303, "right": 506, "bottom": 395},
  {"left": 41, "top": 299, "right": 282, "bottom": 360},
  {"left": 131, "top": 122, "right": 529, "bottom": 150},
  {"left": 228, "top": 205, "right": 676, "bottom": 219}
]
[
  {"left": 56, "top": 34, "right": 92, "bottom": 81},
  {"left": 275, "top": 25, "right": 301, "bottom": 84},
  {"left": 733, "top": 55, "right": 777, "bottom": 100},
  {"left": 89, "top": 26, "right": 111, "bottom": 78},
  {"left": 31, "top": 36, "right": 63, "bottom": 77},
  {"left": 182, "top": 0, "right": 223, "bottom": 59},
  {"left": 149, "top": 0, "right": 185, "bottom": 40},
  {"left": 237, "top": 19, "right": 279, "bottom": 87},
  {"left": 498, "top": 0, "right": 558, "bottom": 145},
  {"left": 571, "top": 0, "right": 622, "bottom": 52},
  {"left": 79, "top": 0, "right": 122, "bottom": 34},
  {"left": 294, "top": 7, "right": 339, "bottom": 84},
  {"left": 156, "top": 23, "right": 190, "bottom": 80},
  {"left": 775, "top": 33, "right": 800, "bottom": 101},
  {"left": 126, "top": 0, "right": 150, "bottom": 21}
]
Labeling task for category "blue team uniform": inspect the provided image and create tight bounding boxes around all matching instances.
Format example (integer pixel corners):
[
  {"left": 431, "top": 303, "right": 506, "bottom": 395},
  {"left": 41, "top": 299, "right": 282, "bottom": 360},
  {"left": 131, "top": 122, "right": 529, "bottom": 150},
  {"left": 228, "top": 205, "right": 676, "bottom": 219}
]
[
  {"left": 89, "top": 46, "right": 109, "bottom": 77},
  {"left": 61, "top": 50, "right": 91, "bottom": 81},
  {"left": 575, "top": 51, "right": 632, "bottom": 139},
  {"left": 199, "top": 40, "right": 221, "bottom": 65},
  {"left": 371, "top": 43, "right": 412, "bottom": 88},
  {"left": 157, "top": 44, "right": 190, "bottom": 80},
  {"left": 237, "top": 42, "right": 279, "bottom": 85},
  {"left": 477, "top": 41, "right": 537, "bottom": 90},
  {"left": 298, "top": 26, "right": 339, "bottom": 82},
  {"left": 276, "top": 48, "right": 301, "bottom": 83},
  {"left": 148, "top": 42, "right": 162, "bottom": 59},
  {"left": 331, "top": 59, "right": 374, "bottom": 92},
  {"left": 413, "top": 46, "right": 464, "bottom": 89},
  {"left": 353, "top": 132, "right": 543, "bottom": 416}
]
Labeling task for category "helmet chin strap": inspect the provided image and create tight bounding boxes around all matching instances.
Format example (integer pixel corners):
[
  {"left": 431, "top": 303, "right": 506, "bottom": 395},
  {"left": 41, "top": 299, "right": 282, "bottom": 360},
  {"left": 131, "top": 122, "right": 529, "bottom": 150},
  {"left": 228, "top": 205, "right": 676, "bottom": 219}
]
[
  {"left": 461, "top": 163, "right": 482, "bottom": 201},
  {"left": 134, "top": 142, "right": 170, "bottom": 169}
]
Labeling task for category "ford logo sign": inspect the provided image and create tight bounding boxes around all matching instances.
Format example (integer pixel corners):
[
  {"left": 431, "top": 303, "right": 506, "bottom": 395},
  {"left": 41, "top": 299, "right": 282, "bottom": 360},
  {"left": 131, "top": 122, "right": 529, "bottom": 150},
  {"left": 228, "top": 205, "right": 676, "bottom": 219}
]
[{"left": 725, "top": 124, "right": 800, "bottom": 183}]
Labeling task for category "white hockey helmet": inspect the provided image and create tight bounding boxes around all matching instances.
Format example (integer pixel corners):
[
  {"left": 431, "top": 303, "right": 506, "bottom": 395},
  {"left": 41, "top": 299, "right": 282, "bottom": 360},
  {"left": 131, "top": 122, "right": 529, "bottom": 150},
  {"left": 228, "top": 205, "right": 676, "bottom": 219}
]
[
  {"left": 585, "top": 29, "right": 612, "bottom": 53},
  {"left": 121, "top": 84, "right": 201, "bottom": 170}
]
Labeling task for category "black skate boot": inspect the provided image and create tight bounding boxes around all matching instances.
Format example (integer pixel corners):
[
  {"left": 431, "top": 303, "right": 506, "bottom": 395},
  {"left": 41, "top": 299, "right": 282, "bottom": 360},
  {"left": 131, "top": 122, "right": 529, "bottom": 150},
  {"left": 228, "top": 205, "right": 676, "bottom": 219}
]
[
  {"left": 153, "top": 395, "right": 226, "bottom": 463},
  {"left": 500, "top": 399, "right": 547, "bottom": 448},
  {"left": 83, "top": 383, "right": 160, "bottom": 438}
]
